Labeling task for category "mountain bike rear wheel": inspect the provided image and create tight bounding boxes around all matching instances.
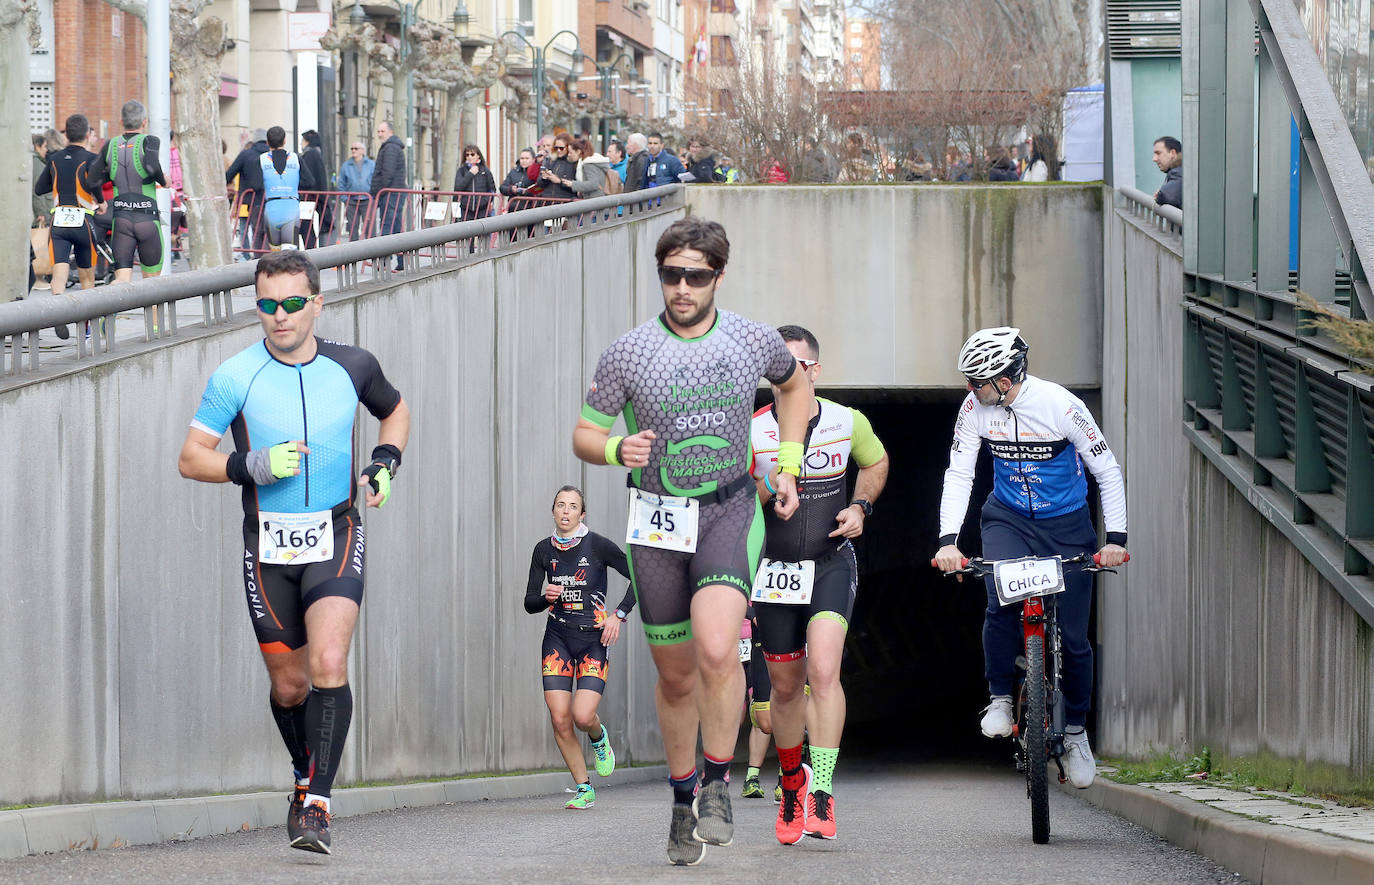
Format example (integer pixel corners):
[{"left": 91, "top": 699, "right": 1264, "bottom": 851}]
[{"left": 1023, "top": 632, "right": 1050, "bottom": 844}]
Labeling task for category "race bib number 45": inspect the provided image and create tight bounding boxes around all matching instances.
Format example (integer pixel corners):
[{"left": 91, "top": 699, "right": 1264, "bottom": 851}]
[
  {"left": 626, "top": 488, "right": 698, "bottom": 552},
  {"left": 993, "top": 556, "right": 1065, "bottom": 606},
  {"left": 750, "top": 558, "right": 816, "bottom": 605},
  {"left": 259, "top": 510, "right": 333, "bottom": 565}
]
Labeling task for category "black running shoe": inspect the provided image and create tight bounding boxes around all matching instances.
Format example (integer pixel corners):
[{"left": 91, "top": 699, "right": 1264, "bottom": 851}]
[
  {"left": 290, "top": 801, "right": 331, "bottom": 854},
  {"left": 286, "top": 784, "right": 308, "bottom": 843}
]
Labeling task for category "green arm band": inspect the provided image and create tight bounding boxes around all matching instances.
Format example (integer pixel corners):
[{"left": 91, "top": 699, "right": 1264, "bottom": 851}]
[
  {"left": 776, "top": 440, "right": 803, "bottom": 477},
  {"left": 605, "top": 436, "right": 625, "bottom": 467},
  {"left": 580, "top": 403, "right": 617, "bottom": 429}
]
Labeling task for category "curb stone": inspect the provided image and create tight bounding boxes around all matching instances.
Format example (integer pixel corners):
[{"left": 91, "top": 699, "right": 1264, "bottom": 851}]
[
  {"left": 1071, "top": 778, "right": 1374, "bottom": 884},
  {"left": 0, "top": 764, "right": 669, "bottom": 859}
]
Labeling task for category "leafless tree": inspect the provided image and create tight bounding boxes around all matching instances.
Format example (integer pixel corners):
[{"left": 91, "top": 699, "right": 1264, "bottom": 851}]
[
  {"left": 98, "top": 0, "right": 234, "bottom": 269},
  {"left": 2, "top": 0, "right": 43, "bottom": 296}
]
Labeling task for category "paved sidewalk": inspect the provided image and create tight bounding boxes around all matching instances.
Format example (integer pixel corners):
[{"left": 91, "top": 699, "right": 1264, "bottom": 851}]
[
  {"left": 0, "top": 765, "right": 668, "bottom": 860},
  {"left": 1077, "top": 775, "right": 1374, "bottom": 884}
]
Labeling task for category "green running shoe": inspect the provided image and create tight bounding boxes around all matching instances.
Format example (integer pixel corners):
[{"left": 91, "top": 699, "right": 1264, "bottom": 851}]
[
  {"left": 591, "top": 727, "right": 616, "bottom": 777},
  {"left": 565, "top": 784, "right": 595, "bottom": 809},
  {"left": 741, "top": 775, "right": 764, "bottom": 798}
]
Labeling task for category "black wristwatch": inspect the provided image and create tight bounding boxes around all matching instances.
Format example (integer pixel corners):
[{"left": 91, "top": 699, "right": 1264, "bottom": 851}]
[
  {"left": 614, "top": 609, "right": 629, "bottom": 622},
  {"left": 851, "top": 499, "right": 873, "bottom": 517}
]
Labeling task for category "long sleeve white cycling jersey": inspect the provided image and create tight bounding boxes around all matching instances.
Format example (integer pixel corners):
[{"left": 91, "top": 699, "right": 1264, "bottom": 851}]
[{"left": 938, "top": 375, "right": 1127, "bottom": 545}]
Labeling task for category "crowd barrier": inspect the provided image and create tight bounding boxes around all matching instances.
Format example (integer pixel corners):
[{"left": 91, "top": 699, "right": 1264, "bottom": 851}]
[{"left": 227, "top": 188, "right": 572, "bottom": 257}]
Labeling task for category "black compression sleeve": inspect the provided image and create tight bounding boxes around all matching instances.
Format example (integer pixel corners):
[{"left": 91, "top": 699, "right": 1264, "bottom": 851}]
[
  {"left": 525, "top": 547, "right": 551, "bottom": 614},
  {"left": 939, "top": 533, "right": 958, "bottom": 548},
  {"left": 225, "top": 451, "right": 253, "bottom": 486}
]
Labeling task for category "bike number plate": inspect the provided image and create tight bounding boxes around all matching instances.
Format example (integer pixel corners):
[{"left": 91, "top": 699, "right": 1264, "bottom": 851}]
[
  {"left": 259, "top": 510, "right": 333, "bottom": 565},
  {"left": 52, "top": 206, "right": 85, "bottom": 228},
  {"left": 626, "top": 488, "right": 698, "bottom": 553},
  {"left": 750, "top": 558, "right": 816, "bottom": 605},
  {"left": 993, "top": 557, "right": 1065, "bottom": 606},
  {"left": 738, "top": 638, "right": 752, "bottom": 663}
]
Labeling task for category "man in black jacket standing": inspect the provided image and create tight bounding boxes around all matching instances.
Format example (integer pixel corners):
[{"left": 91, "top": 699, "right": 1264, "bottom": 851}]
[
  {"left": 622, "top": 133, "right": 649, "bottom": 194},
  {"left": 372, "top": 121, "right": 408, "bottom": 266},
  {"left": 1152, "top": 136, "right": 1183, "bottom": 210},
  {"left": 684, "top": 137, "right": 725, "bottom": 184},
  {"left": 226, "top": 129, "right": 270, "bottom": 253}
]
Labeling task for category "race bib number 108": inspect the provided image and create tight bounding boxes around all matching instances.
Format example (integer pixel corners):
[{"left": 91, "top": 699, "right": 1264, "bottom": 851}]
[{"left": 750, "top": 558, "right": 816, "bottom": 605}]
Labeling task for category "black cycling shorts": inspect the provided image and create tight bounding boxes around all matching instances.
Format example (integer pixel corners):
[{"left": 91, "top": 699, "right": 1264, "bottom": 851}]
[
  {"left": 49, "top": 220, "right": 95, "bottom": 268},
  {"left": 625, "top": 488, "right": 763, "bottom": 646},
  {"left": 754, "top": 541, "right": 858, "bottom": 660},
  {"left": 541, "top": 620, "right": 609, "bottom": 693},
  {"left": 240, "top": 508, "right": 365, "bottom": 653},
  {"left": 112, "top": 213, "right": 164, "bottom": 271}
]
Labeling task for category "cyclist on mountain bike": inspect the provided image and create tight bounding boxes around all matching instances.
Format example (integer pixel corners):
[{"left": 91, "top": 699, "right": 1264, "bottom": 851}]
[{"left": 932, "top": 327, "right": 1127, "bottom": 788}]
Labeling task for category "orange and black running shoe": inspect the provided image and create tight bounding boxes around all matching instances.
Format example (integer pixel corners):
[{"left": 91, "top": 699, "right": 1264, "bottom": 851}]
[
  {"left": 286, "top": 784, "right": 308, "bottom": 843},
  {"left": 290, "top": 800, "right": 331, "bottom": 854}
]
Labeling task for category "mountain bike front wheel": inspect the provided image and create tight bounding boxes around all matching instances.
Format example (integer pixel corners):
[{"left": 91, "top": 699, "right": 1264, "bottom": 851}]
[{"left": 1023, "top": 632, "right": 1050, "bottom": 844}]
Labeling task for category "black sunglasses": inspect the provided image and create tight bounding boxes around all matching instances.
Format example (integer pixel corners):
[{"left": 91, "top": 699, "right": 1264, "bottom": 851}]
[
  {"left": 257, "top": 295, "right": 317, "bottom": 314},
  {"left": 553, "top": 145, "right": 568, "bottom": 152},
  {"left": 965, "top": 375, "right": 993, "bottom": 389},
  {"left": 658, "top": 266, "right": 720, "bottom": 287}
]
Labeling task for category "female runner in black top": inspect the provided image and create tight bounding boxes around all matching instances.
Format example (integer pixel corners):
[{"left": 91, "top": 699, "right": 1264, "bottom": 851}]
[{"left": 525, "top": 485, "right": 635, "bottom": 808}]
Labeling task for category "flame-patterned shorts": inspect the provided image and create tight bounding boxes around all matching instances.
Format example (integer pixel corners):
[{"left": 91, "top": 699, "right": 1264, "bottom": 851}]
[{"left": 541, "top": 620, "right": 610, "bottom": 693}]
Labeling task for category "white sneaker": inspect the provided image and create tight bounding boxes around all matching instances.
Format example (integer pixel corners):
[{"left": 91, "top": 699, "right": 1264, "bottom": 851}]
[
  {"left": 1063, "top": 729, "right": 1096, "bottom": 788},
  {"left": 979, "top": 696, "right": 1013, "bottom": 738}
]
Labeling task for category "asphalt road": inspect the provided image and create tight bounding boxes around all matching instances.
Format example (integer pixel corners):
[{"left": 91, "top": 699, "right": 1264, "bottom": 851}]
[{"left": 0, "top": 759, "right": 1246, "bottom": 884}]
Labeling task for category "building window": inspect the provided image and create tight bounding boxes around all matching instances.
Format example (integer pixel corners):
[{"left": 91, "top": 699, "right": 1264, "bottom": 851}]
[
  {"left": 29, "top": 83, "right": 53, "bottom": 134},
  {"left": 850, "top": 21, "right": 862, "bottom": 32},
  {"left": 710, "top": 35, "right": 738, "bottom": 66}
]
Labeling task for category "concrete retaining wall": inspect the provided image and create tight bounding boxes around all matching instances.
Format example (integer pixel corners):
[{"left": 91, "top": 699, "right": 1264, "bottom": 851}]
[
  {"left": 0, "top": 213, "right": 682, "bottom": 805},
  {"left": 1098, "top": 206, "right": 1374, "bottom": 791},
  {"left": 685, "top": 184, "right": 1106, "bottom": 389}
]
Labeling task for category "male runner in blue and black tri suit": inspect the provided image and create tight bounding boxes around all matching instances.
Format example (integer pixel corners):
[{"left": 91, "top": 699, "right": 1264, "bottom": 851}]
[{"left": 178, "top": 250, "right": 410, "bottom": 855}]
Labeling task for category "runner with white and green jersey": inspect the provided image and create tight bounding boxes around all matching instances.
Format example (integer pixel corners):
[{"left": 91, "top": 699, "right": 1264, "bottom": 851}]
[{"left": 573, "top": 217, "right": 812, "bottom": 867}]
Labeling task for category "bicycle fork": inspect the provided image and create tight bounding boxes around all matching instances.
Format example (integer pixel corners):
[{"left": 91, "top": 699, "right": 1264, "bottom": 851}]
[{"left": 1014, "top": 596, "right": 1069, "bottom": 783}]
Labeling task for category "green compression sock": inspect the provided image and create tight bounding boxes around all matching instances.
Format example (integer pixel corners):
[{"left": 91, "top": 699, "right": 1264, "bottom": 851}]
[{"left": 810, "top": 746, "right": 839, "bottom": 794}]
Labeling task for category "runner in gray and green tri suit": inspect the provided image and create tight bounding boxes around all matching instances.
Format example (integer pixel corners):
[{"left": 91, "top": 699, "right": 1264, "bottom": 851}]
[
  {"left": 90, "top": 99, "right": 166, "bottom": 283},
  {"left": 573, "top": 216, "right": 811, "bottom": 866}
]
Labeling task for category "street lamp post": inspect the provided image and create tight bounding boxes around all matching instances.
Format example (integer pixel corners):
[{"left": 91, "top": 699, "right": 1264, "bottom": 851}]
[
  {"left": 498, "top": 29, "right": 583, "bottom": 141},
  {"left": 592, "top": 53, "right": 636, "bottom": 148}
]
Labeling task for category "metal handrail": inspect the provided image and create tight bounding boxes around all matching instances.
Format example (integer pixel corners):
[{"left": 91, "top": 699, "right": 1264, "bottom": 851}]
[
  {"left": 1, "top": 186, "right": 684, "bottom": 379},
  {"left": 1252, "top": 0, "right": 1374, "bottom": 319},
  {"left": 1118, "top": 186, "right": 1183, "bottom": 236}
]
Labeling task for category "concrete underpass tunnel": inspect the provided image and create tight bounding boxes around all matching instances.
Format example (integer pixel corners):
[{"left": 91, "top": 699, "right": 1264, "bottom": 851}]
[{"left": 752, "top": 387, "right": 1105, "bottom": 762}]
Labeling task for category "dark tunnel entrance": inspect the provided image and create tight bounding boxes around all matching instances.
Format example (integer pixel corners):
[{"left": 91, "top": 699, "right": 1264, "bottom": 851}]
[{"left": 750, "top": 386, "right": 1104, "bottom": 762}]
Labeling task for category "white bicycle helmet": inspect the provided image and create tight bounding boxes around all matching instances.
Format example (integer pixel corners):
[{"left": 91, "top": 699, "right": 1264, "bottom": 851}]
[{"left": 957, "top": 326, "right": 1028, "bottom": 383}]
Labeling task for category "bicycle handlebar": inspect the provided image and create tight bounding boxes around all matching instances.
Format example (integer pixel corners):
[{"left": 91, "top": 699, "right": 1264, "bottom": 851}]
[{"left": 929, "top": 551, "right": 1128, "bottom": 577}]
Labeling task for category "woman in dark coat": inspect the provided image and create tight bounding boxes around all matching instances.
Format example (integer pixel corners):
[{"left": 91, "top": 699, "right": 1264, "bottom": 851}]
[
  {"left": 499, "top": 147, "right": 543, "bottom": 214},
  {"left": 452, "top": 144, "right": 497, "bottom": 220}
]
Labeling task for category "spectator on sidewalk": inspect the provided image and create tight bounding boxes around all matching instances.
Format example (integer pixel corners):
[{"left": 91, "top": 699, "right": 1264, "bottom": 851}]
[
  {"left": 225, "top": 128, "right": 270, "bottom": 252},
  {"left": 453, "top": 144, "right": 497, "bottom": 220},
  {"left": 372, "top": 121, "right": 408, "bottom": 260},
  {"left": 1021, "top": 134, "right": 1060, "bottom": 182},
  {"left": 684, "top": 136, "right": 725, "bottom": 183},
  {"left": 643, "top": 132, "right": 685, "bottom": 188},
  {"left": 337, "top": 141, "right": 374, "bottom": 241},
  {"left": 623, "top": 133, "right": 649, "bottom": 193},
  {"left": 1152, "top": 136, "right": 1183, "bottom": 210}
]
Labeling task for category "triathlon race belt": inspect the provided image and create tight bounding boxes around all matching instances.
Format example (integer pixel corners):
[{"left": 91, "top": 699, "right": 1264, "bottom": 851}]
[
  {"left": 626, "top": 487, "right": 698, "bottom": 553},
  {"left": 259, "top": 509, "right": 334, "bottom": 566},
  {"left": 750, "top": 557, "right": 816, "bottom": 605}
]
